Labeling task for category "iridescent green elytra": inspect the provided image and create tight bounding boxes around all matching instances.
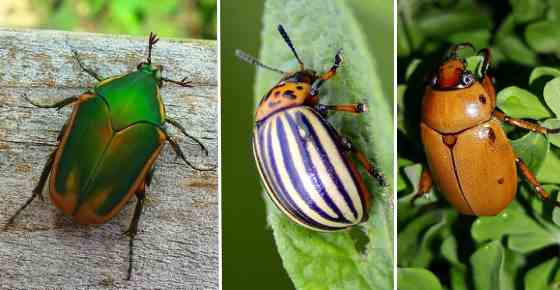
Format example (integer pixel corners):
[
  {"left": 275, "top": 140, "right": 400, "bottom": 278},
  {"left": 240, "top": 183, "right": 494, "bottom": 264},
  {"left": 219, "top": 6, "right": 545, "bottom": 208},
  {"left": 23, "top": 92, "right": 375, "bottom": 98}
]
[{"left": 6, "top": 33, "right": 211, "bottom": 280}]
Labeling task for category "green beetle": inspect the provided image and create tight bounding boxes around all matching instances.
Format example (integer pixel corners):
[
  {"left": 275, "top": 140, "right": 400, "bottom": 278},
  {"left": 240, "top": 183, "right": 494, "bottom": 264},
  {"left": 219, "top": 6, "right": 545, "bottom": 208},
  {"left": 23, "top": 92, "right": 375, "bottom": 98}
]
[{"left": 5, "top": 33, "right": 212, "bottom": 280}]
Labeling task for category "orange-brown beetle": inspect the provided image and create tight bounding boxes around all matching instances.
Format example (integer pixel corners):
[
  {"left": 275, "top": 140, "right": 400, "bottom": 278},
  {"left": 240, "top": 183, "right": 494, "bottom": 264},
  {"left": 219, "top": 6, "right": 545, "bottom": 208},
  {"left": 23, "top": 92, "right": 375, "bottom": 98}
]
[{"left": 414, "top": 43, "right": 560, "bottom": 215}]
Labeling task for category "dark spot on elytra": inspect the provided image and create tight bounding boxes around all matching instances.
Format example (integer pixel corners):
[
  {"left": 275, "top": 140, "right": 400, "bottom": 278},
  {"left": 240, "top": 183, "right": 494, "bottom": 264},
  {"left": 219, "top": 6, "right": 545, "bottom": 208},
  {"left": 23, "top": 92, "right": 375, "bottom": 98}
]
[
  {"left": 498, "top": 177, "right": 504, "bottom": 184},
  {"left": 443, "top": 134, "right": 457, "bottom": 148},
  {"left": 296, "top": 86, "right": 304, "bottom": 90},
  {"left": 283, "top": 90, "right": 297, "bottom": 99},
  {"left": 274, "top": 91, "right": 280, "bottom": 97},
  {"left": 479, "top": 95, "right": 486, "bottom": 104},
  {"left": 488, "top": 128, "right": 496, "bottom": 143}
]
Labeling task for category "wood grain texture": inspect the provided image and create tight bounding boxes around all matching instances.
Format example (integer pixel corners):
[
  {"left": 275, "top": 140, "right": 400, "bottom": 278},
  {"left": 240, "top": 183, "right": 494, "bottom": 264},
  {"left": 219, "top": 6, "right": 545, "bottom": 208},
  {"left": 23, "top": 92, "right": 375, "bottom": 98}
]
[{"left": 0, "top": 29, "right": 218, "bottom": 289}]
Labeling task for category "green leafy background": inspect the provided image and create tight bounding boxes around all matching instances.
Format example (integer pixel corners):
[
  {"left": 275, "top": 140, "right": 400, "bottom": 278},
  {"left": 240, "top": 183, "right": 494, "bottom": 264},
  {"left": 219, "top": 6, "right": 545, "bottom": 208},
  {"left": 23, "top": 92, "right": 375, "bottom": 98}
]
[
  {"left": 0, "top": 0, "right": 216, "bottom": 39},
  {"left": 398, "top": 1, "right": 560, "bottom": 289},
  {"left": 222, "top": 0, "right": 393, "bottom": 289}
]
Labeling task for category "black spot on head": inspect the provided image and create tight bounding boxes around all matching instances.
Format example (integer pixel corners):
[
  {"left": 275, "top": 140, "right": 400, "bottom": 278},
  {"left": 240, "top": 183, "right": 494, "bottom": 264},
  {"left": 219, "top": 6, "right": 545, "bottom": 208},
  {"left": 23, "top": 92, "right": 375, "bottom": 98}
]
[
  {"left": 274, "top": 91, "right": 280, "bottom": 96},
  {"left": 479, "top": 95, "right": 486, "bottom": 104},
  {"left": 296, "top": 85, "right": 304, "bottom": 90},
  {"left": 283, "top": 90, "right": 297, "bottom": 99},
  {"left": 488, "top": 128, "right": 496, "bottom": 143}
]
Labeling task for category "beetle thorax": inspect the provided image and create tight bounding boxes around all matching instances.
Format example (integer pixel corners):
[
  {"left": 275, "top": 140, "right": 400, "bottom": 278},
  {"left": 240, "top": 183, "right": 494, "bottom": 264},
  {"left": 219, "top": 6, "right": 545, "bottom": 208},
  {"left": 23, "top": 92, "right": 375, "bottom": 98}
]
[
  {"left": 421, "top": 81, "right": 495, "bottom": 134},
  {"left": 255, "top": 71, "right": 318, "bottom": 121}
]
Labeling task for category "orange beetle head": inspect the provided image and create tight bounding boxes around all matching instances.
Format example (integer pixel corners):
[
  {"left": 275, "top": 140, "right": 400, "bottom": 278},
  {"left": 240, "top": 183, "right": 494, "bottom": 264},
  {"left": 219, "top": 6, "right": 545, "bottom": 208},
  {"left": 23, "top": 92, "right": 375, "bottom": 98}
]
[{"left": 430, "top": 43, "right": 480, "bottom": 90}]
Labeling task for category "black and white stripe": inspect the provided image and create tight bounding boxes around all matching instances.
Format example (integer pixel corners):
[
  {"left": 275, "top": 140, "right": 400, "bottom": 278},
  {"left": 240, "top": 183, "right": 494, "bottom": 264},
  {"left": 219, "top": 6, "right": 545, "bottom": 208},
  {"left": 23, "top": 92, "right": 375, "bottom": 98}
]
[{"left": 253, "top": 106, "right": 368, "bottom": 231}]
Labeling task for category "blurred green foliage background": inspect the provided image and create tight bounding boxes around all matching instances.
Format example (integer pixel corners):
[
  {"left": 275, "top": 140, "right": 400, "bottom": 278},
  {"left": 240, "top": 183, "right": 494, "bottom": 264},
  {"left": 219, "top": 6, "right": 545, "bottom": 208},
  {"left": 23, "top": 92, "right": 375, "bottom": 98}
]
[
  {"left": 398, "top": 0, "right": 560, "bottom": 289},
  {"left": 0, "top": 0, "right": 216, "bottom": 39},
  {"left": 222, "top": 0, "right": 392, "bottom": 289}
]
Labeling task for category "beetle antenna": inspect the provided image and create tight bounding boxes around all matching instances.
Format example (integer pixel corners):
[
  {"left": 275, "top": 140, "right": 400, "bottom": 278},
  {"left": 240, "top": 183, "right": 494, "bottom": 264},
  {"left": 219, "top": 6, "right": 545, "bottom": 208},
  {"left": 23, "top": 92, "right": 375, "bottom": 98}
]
[
  {"left": 478, "top": 48, "right": 491, "bottom": 76},
  {"left": 235, "top": 49, "right": 285, "bottom": 74},
  {"left": 447, "top": 42, "right": 475, "bottom": 58},
  {"left": 147, "top": 32, "right": 160, "bottom": 64},
  {"left": 277, "top": 25, "right": 304, "bottom": 71}
]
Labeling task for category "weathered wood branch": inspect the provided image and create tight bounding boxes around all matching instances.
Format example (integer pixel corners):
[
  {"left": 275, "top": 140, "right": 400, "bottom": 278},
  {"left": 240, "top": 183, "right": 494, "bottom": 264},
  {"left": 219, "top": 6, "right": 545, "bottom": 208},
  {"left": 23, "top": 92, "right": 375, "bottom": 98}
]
[{"left": 0, "top": 29, "right": 218, "bottom": 289}]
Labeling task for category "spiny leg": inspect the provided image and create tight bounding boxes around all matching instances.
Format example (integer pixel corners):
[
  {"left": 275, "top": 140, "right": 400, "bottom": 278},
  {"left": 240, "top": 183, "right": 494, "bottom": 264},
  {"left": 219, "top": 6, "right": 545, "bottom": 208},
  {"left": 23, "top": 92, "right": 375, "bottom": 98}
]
[
  {"left": 494, "top": 111, "right": 560, "bottom": 134},
  {"left": 310, "top": 50, "right": 343, "bottom": 96},
  {"left": 23, "top": 94, "right": 78, "bottom": 110},
  {"left": 123, "top": 187, "right": 146, "bottom": 281},
  {"left": 165, "top": 131, "right": 216, "bottom": 171},
  {"left": 516, "top": 157, "right": 560, "bottom": 207},
  {"left": 411, "top": 166, "right": 434, "bottom": 206},
  {"left": 72, "top": 50, "right": 104, "bottom": 81},
  {"left": 165, "top": 117, "right": 208, "bottom": 156},
  {"left": 340, "top": 137, "right": 386, "bottom": 186},
  {"left": 5, "top": 149, "right": 57, "bottom": 228}
]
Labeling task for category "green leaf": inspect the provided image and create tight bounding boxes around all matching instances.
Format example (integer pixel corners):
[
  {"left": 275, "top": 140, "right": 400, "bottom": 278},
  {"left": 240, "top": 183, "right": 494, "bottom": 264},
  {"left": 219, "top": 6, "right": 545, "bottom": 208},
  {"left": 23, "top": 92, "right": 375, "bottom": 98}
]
[
  {"left": 524, "top": 258, "right": 560, "bottom": 290},
  {"left": 497, "top": 86, "right": 552, "bottom": 119},
  {"left": 471, "top": 241, "right": 506, "bottom": 290},
  {"left": 397, "top": 158, "right": 414, "bottom": 192},
  {"left": 511, "top": 132, "right": 549, "bottom": 172},
  {"left": 544, "top": 77, "right": 560, "bottom": 116},
  {"left": 471, "top": 203, "right": 545, "bottom": 242},
  {"left": 537, "top": 148, "right": 560, "bottom": 183},
  {"left": 405, "top": 59, "right": 422, "bottom": 81},
  {"left": 508, "top": 231, "right": 557, "bottom": 253},
  {"left": 543, "top": 119, "right": 560, "bottom": 148},
  {"left": 417, "top": 10, "right": 491, "bottom": 37},
  {"left": 496, "top": 36, "right": 537, "bottom": 66},
  {"left": 525, "top": 21, "right": 560, "bottom": 54},
  {"left": 441, "top": 236, "right": 465, "bottom": 269},
  {"left": 529, "top": 67, "right": 560, "bottom": 87},
  {"left": 258, "top": 1, "right": 393, "bottom": 289},
  {"left": 398, "top": 268, "right": 443, "bottom": 290},
  {"left": 448, "top": 30, "right": 491, "bottom": 50},
  {"left": 510, "top": 0, "right": 546, "bottom": 23}
]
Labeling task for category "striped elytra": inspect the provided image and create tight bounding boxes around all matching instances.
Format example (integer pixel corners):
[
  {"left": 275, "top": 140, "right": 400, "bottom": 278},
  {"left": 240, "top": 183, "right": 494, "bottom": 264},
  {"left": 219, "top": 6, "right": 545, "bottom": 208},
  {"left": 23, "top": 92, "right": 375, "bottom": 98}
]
[{"left": 252, "top": 106, "right": 369, "bottom": 231}]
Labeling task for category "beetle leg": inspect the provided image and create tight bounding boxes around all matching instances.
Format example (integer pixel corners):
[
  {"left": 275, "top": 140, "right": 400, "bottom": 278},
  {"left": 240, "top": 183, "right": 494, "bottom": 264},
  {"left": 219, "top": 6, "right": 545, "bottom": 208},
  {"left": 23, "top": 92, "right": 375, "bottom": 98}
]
[
  {"left": 411, "top": 167, "right": 434, "bottom": 206},
  {"left": 145, "top": 166, "right": 156, "bottom": 187},
  {"left": 494, "top": 111, "right": 560, "bottom": 134},
  {"left": 516, "top": 157, "right": 560, "bottom": 206},
  {"left": 340, "top": 137, "right": 386, "bottom": 186},
  {"left": 161, "top": 76, "right": 193, "bottom": 88},
  {"left": 123, "top": 188, "right": 146, "bottom": 281},
  {"left": 315, "top": 103, "right": 368, "bottom": 115},
  {"left": 165, "top": 117, "right": 208, "bottom": 156},
  {"left": 5, "top": 150, "right": 56, "bottom": 228},
  {"left": 23, "top": 94, "right": 79, "bottom": 111},
  {"left": 310, "top": 50, "right": 343, "bottom": 96},
  {"left": 72, "top": 50, "right": 104, "bottom": 81},
  {"left": 164, "top": 131, "right": 216, "bottom": 171}
]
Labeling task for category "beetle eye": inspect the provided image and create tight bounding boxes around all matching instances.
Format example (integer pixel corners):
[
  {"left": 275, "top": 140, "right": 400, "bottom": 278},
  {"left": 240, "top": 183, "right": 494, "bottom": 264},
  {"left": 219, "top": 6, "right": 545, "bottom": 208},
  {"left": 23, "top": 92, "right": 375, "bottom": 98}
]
[
  {"left": 431, "top": 76, "right": 438, "bottom": 87},
  {"left": 461, "top": 73, "right": 474, "bottom": 87}
]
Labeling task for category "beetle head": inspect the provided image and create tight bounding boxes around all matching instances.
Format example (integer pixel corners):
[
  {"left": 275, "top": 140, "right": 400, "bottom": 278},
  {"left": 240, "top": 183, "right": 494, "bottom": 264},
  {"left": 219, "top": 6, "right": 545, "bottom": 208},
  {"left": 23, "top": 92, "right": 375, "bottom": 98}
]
[
  {"left": 135, "top": 33, "right": 165, "bottom": 86},
  {"left": 430, "top": 43, "right": 476, "bottom": 90},
  {"left": 280, "top": 69, "right": 318, "bottom": 85}
]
